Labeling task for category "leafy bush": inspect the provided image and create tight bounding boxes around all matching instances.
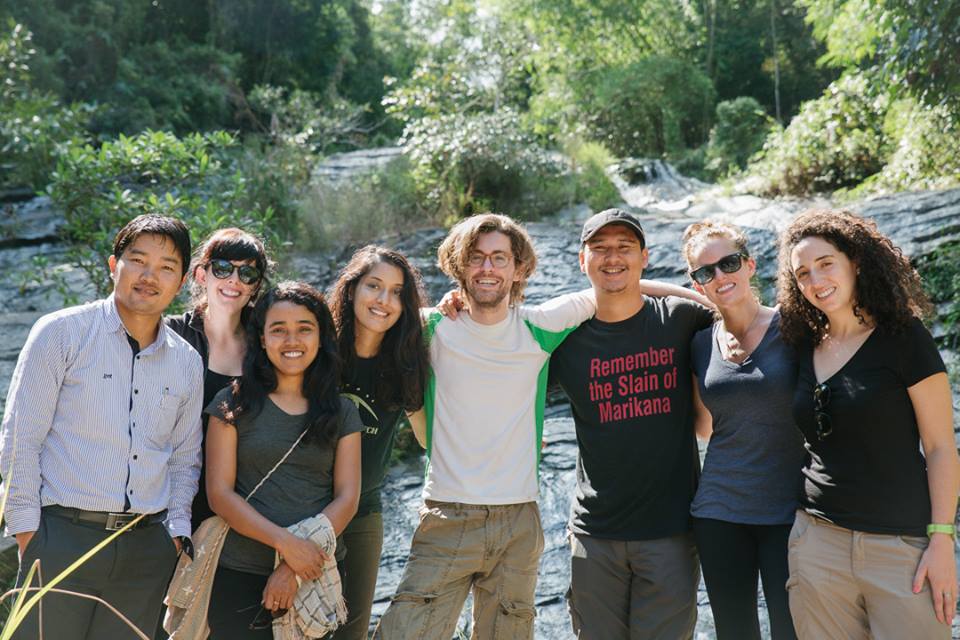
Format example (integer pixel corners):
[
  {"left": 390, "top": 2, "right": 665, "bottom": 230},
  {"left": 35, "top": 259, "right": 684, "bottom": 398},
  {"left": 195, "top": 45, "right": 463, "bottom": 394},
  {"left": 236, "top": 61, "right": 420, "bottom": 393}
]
[
  {"left": 299, "top": 155, "right": 424, "bottom": 249},
  {"left": 744, "top": 72, "right": 889, "bottom": 195},
  {"left": 917, "top": 240, "right": 960, "bottom": 349},
  {"left": 865, "top": 101, "right": 960, "bottom": 194},
  {"left": 579, "top": 57, "right": 716, "bottom": 158},
  {"left": 248, "top": 85, "right": 371, "bottom": 153},
  {"left": 566, "top": 141, "right": 621, "bottom": 211},
  {"left": 46, "top": 130, "right": 284, "bottom": 298},
  {"left": 705, "top": 97, "right": 776, "bottom": 177},
  {"left": 402, "top": 108, "right": 570, "bottom": 221},
  {"left": 97, "top": 39, "right": 240, "bottom": 135},
  {"left": 0, "top": 22, "right": 94, "bottom": 189}
]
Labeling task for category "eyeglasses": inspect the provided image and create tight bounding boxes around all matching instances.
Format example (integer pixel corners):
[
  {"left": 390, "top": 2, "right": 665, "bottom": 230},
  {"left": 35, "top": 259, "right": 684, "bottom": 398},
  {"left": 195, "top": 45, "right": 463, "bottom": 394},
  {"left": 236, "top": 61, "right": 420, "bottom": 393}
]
[
  {"left": 208, "top": 258, "right": 262, "bottom": 285},
  {"left": 813, "top": 382, "right": 832, "bottom": 440},
  {"left": 238, "top": 603, "right": 286, "bottom": 631},
  {"left": 467, "top": 252, "right": 513, "bottom": 269},
  {"left": 689, "top": 253, "right": 748, "bottom": 285}
]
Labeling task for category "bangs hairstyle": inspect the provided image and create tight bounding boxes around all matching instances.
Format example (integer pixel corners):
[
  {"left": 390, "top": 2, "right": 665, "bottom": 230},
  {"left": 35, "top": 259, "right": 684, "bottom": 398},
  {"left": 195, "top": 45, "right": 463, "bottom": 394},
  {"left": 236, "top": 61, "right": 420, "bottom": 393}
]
[
  {"left": 437, "top": 213, "right": 537, "bottom": 304},
  {"left": 329, "top": 246, "right": 430, "bottom": 412},
  {"left": 113, "top": 214, "right": 191, "bottom": 278},
  {"left": 776, "top": 208, "right": 932, "bottom": 348},
  {"left": 222, "top": 281, "right": 341, "bottom": 447},
  {"left": 189, "top": 228, "right": 272, "bottom": 315},
  {"left": 681, "top": 219, "right": 750, "bottom": 268}
]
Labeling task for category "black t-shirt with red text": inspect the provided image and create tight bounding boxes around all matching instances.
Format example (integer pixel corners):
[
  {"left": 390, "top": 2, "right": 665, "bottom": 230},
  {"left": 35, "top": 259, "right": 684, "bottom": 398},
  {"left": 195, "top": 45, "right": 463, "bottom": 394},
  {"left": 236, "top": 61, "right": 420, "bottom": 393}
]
[{"left": 550, "top": 295, "right": 713, "bottom": 540}]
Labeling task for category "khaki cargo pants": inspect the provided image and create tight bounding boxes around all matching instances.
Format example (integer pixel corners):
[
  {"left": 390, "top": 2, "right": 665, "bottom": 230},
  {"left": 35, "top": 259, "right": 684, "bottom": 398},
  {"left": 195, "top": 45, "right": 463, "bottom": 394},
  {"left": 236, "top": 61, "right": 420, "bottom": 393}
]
[
  {"left": 787, "top": 509, "right": 951, "bottom": 640},
  {"left": 373, "top": 500, "right": 543, "bottom": 640}
]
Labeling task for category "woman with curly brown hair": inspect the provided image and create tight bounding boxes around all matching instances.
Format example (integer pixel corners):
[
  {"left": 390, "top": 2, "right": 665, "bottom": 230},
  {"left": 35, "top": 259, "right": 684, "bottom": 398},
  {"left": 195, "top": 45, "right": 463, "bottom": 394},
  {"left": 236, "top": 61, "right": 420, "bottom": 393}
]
[{"left": 777, "top": 208, "right": 959, "bottom": 639}]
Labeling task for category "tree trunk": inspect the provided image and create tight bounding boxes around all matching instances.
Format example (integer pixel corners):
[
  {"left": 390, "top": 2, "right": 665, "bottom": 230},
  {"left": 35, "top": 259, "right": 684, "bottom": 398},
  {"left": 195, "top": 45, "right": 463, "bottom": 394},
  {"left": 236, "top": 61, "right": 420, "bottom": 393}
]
[{"left": 769, "top": 0, "right": 782, "bottom": 122}]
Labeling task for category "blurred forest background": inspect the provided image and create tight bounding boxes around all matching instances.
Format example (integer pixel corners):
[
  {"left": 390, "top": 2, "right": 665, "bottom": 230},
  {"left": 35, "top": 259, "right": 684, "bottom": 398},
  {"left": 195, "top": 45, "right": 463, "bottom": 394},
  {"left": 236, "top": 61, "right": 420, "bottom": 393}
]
[{"left": 1, "top": 0, "right": 958, "bottom": 264}]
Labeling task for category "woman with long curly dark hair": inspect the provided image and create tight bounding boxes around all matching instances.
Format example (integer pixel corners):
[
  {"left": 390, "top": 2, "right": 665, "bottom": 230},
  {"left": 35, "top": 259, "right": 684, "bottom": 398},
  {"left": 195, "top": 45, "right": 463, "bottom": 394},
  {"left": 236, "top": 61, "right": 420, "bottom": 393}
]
[
  {"left": 327, "top": 246, "right": 429, "bottom": 640},
  {"left": 205, "top": 282, "right": 362, "bottom": 638},
  {"left": 777, "top": 209, "right": 959, "bottom": 639}
]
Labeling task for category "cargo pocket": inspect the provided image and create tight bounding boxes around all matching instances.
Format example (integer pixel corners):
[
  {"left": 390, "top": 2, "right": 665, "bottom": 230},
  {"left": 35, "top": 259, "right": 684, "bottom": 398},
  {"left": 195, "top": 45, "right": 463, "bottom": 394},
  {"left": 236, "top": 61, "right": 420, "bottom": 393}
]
[{"left": 494, "top": 599, "right": 535, "bottom": 640}]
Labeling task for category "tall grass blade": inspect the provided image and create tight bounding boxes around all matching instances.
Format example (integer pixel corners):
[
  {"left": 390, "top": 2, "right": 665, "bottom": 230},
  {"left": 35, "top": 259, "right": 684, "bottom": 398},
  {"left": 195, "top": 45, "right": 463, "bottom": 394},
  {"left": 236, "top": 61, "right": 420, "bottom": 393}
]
[{"left": 0, "top": 513, "right": 145, "bottom": 640}]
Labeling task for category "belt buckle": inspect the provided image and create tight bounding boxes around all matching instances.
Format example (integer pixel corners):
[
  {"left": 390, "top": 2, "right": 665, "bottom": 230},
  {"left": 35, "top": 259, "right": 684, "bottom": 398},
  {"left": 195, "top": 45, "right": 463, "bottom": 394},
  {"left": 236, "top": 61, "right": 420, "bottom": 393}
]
[{"left": 104, "top": 513, "right": 136, "bottom": 531}]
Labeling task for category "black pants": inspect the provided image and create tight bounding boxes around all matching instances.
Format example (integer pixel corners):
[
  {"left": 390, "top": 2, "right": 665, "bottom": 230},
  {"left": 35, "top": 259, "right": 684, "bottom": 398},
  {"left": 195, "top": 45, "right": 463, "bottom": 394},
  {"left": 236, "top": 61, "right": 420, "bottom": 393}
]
[
  {"left": 207, "top": 565, "right": 273, "bottom": 639},
  {"left": 13, "top": 508, "right": 179, "bottom": 640},
  {"left": 692, "top": 517, "right": 797, "bottom": 640}
]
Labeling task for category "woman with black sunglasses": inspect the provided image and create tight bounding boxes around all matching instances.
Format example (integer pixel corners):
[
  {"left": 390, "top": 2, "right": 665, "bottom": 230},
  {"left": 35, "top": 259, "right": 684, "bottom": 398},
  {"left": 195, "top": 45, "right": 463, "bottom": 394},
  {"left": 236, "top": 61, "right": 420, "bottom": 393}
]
[
  {"left": 682, "top": 220, "right": 805, "bottom": 640},
  {"left": 166, "top": 228, "right": 271, "bottom": 530},
  {"left": 778, "top": 209, "right": 958, "bottom": 639}
]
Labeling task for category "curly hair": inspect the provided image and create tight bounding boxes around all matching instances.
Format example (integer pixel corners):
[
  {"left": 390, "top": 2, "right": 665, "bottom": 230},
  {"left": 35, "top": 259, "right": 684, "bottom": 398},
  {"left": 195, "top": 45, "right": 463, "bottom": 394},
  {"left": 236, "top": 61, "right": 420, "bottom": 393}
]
[
  {"left": 329, "top": 245, "right": 430, "bottom": 412},
  {"left": 188, "top": 228, "right": 273, "bottom": 320},
  {"left": 222, "top": 281, "right": 341, "bottom": 447},
  {"left": 681, "top": 219, "right": 751, "bottom": 268},
  {"left": 437, "top": 213, "right": 537, "bottom": 304},
  {"left": 776, "top": 209, "right": 932, "bottom": 347}
]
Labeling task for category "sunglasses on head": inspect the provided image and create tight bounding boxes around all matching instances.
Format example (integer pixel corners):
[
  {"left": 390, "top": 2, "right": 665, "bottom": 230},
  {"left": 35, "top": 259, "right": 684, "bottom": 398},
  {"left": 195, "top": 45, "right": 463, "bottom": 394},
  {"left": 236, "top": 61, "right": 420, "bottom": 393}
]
[
  {"left": 207, "top": 258, "right": 262, "bottom": 285},
  {"left": 813, "top": 382, "right": 832, "bottom": 440},
  {"left": 689, "top": 252, "right": 748, "bottom": 285}
]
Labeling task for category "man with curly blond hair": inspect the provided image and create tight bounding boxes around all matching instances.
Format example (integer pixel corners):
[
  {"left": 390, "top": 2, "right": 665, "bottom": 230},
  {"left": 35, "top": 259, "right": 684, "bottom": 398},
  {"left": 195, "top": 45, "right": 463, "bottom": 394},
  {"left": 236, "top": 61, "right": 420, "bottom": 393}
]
[{"left": 374, "top": 213, "right": 597, "bottom": 640}]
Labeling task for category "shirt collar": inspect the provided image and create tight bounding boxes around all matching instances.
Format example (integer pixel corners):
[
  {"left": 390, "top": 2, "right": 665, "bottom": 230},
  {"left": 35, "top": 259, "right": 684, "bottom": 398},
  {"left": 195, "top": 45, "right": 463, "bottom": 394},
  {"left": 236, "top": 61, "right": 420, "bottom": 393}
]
[{"left": 101, "top": 294, "right": 170, "bottom": 355}]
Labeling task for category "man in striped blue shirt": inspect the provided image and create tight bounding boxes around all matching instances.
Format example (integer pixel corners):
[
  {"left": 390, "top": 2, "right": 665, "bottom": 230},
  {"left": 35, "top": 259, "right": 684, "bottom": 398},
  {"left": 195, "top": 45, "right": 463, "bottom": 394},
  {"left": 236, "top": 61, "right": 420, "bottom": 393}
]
[{"left": 0, "top": 214, "right": 204, "bottom": 639}]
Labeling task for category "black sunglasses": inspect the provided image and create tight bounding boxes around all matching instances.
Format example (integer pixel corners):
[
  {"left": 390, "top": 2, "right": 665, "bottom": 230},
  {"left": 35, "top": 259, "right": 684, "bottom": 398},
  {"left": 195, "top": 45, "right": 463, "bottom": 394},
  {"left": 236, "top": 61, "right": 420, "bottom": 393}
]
[
  {"left": 813, "top": 382, "right": 832, "bottom": 440},
  {"left": 238, "top": 603, "right": 286, "bottom": 631},
  {"left": 208, "top": 258, "right": 262, "bottom": 286},
  {"left": 689, "top": 252, "right": 748, "bottom": 285}
]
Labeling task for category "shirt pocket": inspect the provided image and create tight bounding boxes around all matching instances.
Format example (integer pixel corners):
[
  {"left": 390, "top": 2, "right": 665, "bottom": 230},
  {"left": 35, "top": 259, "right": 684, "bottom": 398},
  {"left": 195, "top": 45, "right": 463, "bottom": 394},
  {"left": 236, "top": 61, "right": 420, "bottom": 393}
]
[{"left": 146, "top": 392, "right": 183, "bottom": 449}]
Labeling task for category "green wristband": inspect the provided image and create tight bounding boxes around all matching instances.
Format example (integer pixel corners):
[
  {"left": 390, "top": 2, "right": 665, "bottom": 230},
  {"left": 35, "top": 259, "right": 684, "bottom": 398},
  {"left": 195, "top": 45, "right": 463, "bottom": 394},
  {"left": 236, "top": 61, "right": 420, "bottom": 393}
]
[{"left": 926, "top": 523, "right": 956, "bottom": 538}]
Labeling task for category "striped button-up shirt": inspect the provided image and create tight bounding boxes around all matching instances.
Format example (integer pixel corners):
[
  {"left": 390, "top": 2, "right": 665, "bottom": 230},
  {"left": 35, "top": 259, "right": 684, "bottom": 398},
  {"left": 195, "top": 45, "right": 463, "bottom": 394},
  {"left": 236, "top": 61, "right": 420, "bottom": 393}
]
[{"left": 0, "top": 295, "right": 203, "bottom": 538}]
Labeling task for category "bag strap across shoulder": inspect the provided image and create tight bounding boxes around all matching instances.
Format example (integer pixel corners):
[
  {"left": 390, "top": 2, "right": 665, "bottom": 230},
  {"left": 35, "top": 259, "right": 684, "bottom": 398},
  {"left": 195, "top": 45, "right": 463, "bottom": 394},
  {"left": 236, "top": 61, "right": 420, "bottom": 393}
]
[{"left": 244, "top": 427, "right": 309, "bottom": 501}]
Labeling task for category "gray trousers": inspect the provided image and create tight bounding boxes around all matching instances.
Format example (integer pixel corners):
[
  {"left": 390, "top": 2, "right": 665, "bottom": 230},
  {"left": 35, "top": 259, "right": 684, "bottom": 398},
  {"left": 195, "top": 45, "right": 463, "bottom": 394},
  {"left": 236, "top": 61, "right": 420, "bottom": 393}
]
[
  {"left": 566, "top": 531, "right": 699, "bottom": 640},
  {"left": 12, "top": 508, "right": 180, "bottom": 640}
]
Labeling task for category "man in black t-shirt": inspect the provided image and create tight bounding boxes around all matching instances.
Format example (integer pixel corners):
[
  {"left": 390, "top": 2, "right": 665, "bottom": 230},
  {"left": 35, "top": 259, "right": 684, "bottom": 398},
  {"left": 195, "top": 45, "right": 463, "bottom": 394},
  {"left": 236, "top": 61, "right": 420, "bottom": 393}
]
[{"left": 550, "top": 209, "right": 713, "bottom": 640}]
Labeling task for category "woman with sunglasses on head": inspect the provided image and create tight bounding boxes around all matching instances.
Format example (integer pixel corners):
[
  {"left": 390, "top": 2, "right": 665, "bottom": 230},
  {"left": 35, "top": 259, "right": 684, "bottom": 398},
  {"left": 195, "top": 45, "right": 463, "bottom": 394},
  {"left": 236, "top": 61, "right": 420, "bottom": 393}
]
[
  {"left": 682, "top": 220, "right": 805, "bottom": 640},
  {"left": 778, "top": 209, "right": 959, "bottom": 639},
  {"left": 205, "top": 282, "right": 362, "bottom": 638},
  {"left": 166, "top": 228, "right": 270, "bottom": 531},
  {"left": 327, "top": 246, "right": 429, "bottom": 640}
]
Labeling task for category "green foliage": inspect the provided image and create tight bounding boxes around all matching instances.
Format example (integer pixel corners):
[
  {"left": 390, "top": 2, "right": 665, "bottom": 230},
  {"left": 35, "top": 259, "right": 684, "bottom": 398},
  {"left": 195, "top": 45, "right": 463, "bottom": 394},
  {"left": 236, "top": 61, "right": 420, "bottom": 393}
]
[
  {"left": 248, "top": 85, "right": 370, "bottom": 153},
  {"left": 704, "top": 1, "right": 836, "bottom": 122},
  {"left": 403, "top": 109, "right": 569, "bottom": 221},
  {"left": 745, "top": 72, "right": 888, "bottom": 195},
  {"left": 799, "top": 0, "right": 960, "bottom": 110},
  {"left": 916, "top": 240, "right": 960, "bottom": 349},
  {"left": 299, "top": 155, "right": 424, "bottom": 249},
  {"left": 706, "top": 97, "right": 777, "bottom": 176},
  {"left": 565, "top": 141, "right": 621, "bottom": 211},
  {"left": 580, "top": 57, "right": 716, "bottom": 158},
  {"left": 0, "top": 22, "right": 94, "bottom": 189},
  {"left": 45, "top": 130, "right": 284, "bottom": 298},
  {"left": 98, "top": 39, "right": 240, "bottom": 134}
]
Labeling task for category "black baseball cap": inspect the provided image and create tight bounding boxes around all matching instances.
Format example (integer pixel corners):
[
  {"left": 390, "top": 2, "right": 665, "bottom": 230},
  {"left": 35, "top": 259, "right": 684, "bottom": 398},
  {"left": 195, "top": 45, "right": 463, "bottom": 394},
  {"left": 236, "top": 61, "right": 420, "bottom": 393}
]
[{"left": 580, "top": 208, "right": 646, "bottom": 248}]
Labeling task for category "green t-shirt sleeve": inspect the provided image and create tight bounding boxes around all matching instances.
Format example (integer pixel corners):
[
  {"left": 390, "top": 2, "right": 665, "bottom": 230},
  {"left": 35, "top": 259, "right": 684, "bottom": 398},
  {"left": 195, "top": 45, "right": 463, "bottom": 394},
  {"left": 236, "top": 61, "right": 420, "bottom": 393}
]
[{"left": 520, "top": 289, "right": 595, "bottom": 353}]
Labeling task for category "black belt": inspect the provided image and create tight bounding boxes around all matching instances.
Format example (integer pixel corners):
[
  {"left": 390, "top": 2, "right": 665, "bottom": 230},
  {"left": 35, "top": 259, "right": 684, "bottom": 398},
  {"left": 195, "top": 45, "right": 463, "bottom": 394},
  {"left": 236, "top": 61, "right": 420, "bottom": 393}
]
[{"left": 44, "top": 505, "right": 167, "bottom": 531}]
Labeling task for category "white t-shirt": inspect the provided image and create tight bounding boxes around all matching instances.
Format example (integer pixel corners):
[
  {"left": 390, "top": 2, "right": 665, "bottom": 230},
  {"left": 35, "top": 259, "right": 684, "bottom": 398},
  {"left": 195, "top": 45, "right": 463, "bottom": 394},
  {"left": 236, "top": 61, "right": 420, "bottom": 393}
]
[{"left": 421, "top": 291, "right": 595, "bottom": 505}]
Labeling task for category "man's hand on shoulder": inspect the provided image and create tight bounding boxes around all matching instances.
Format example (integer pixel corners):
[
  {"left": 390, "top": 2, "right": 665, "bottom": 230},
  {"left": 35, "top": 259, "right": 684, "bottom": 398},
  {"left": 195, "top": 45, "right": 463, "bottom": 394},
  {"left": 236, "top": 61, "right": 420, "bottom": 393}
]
[
  {"left": 437, "top": 290, "right": 468, "bottom": 319},
  {"left": 638, "top": 279, "right": 713, "bottom": 309}
]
